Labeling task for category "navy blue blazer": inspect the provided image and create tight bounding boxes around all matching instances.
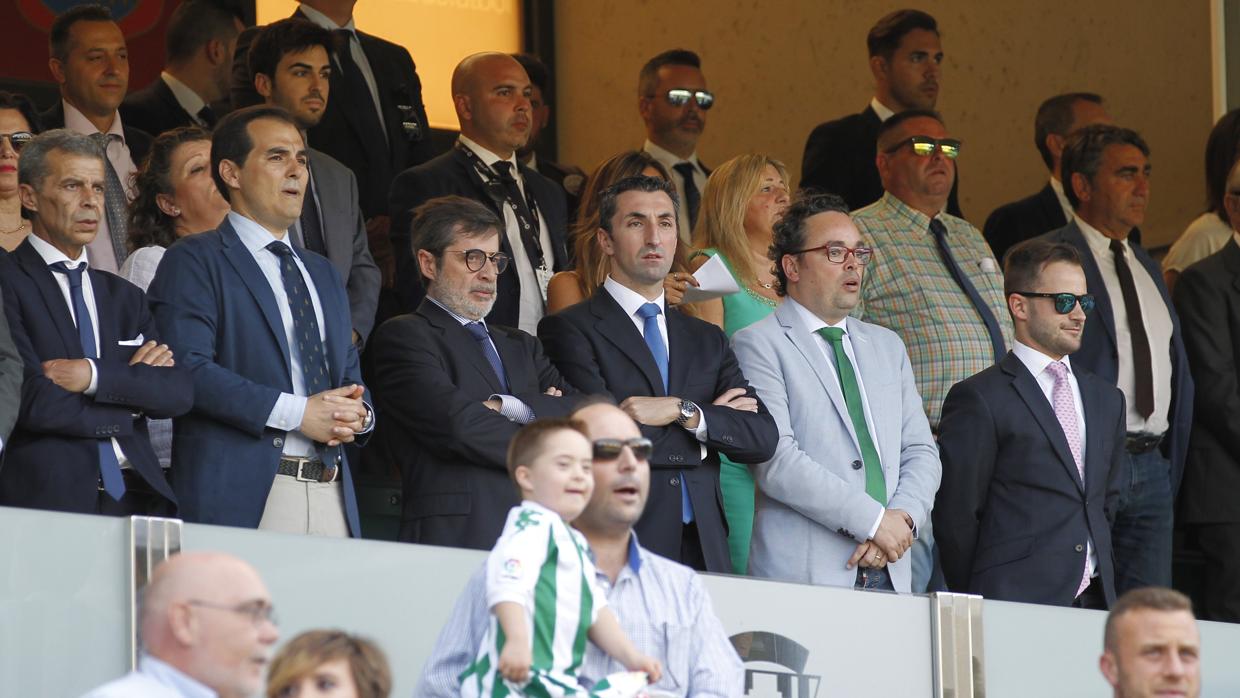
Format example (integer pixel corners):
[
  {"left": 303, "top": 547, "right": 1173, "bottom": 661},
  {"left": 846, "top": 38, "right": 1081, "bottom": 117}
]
[
  {"left": 0, "top": 240, "right": 189, "bottom": 512},
  {"left": 147, "top": 217, "right": 367, "bottom": 535},
  {"left": 1038, "top": 221, "right": 1194, "bottom": 492}
]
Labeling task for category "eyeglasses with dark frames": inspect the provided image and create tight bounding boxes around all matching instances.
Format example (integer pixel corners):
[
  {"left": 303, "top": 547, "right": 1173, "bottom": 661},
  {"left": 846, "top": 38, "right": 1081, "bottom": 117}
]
[
  {"left": 1010, "top": 291, "right": 1096, "bottom": 314},
  {"left": 443, "top": 248, "right": 510, "bottom": 274},
  {"left": 791, "top": 244, "right": 874, "bottom": 265},
  {"left": 0, "top": 132, "right": 33, "bottom": 152},
  {"left": 883, "top": 136, "right": 962, "bottom": 159},
  {"left": 592, "top": 437, "right": 654, "bottom": 461},
  {"left": 187, "top": 599, "right": 278, "bottom": 626},
  {"left": 653, "top": 89, "right": 715, "bottom": 110}
]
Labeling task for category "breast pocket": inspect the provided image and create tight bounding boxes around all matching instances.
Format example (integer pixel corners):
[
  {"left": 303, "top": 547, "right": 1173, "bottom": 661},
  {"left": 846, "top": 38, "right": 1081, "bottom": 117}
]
[{"left": 655, "top": 623, "right": 691, "bottom": 693}]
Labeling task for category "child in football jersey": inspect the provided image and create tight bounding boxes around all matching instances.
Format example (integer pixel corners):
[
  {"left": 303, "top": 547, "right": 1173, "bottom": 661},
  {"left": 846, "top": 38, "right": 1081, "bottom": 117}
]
[{"left": 459, "top": 418, "right": 662, "bottom": 697}]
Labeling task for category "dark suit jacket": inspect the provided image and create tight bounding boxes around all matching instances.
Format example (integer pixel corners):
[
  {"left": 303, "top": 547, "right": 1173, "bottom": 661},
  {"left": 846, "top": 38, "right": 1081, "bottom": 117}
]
[
  {"left": 230, "top": 8, "right": 433, "bottom": 218},
  {"left": 935, "top": 352, "right": 1126, "bottom": 607},
  {"left": 983, "top": 183, "right": 1067, "bottom": 264},
  {"left": 800, "top": 105, "right": 962, "bottom": 217},
  {"left": 1173, "top": 239, "right": 1240, "bottom": 524},
  {"left": 0, "top": 240, "right": 190, "bottom": 512},
  {"left": 1039, "top": 221, "right": 1194, "bottom": 492},
  {"left": 119, "top": 77, "right": 197, "bottom": 138},
  {"left": 300, "top": 148, "right": 380, "bottom": 346},
  {"left": 147, "top": 217, "right": 368, "bottom": 535},
  {"left": 535, "top": 157, "right": 585, "bottom": 221},
  {"left": 388, "top": 147, "right": 570, "bottom": 324},
  {"left": 537, "top": 289, "right": 779, "bottom": 572},
  {"left": 369, "top": 299, "right": 578, "bottom": 549},
  {"left": 40, "top": 101, "right": 153, "bottom": 167},
  {"left": 0, "top": 283, "right": 21, "bottom": 446}
]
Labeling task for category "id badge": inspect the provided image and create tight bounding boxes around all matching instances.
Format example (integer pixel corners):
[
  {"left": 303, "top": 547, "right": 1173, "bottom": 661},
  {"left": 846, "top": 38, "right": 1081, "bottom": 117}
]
[{"left": 535, "top": 264, "right": 553, "bottom": 303}]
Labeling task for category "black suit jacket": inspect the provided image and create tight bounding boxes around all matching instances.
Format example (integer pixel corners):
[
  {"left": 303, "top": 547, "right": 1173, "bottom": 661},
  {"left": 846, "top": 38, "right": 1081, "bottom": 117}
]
[
  {"left": 983, "top": 183, "right": 1067, "bottom": 264},
  {"left": 1173, "top": 239, "right": 1240, "bottom": 523},
  {"left": 119, "top": 77, "right": 198, "bottom": 138},
  {"left": 935, "top": 352, "right": 1125, "bottom": 606},
  {"left": 0, "top": 240, "right": 191, "bottom": 513},
  {"left": 230, "top": 8, "right": 433, "bottom": 218},
  {"left": 800, "top": 105, "right": 962, "bottom": 217},
  {"left": 369, "top": 299, "right": 578, "bottom": 549},
  {"left": 537, "top": 289, "right": 779, "bottom": 572},
  {"left": 388, "top": 147, "right": 570, "bottom": 324},
  {"left": 1039, "top": 222, "right": 1193, "bottom": 494},
  {"left": 40, "top": 101, "right": 153, "bottom": 168}
]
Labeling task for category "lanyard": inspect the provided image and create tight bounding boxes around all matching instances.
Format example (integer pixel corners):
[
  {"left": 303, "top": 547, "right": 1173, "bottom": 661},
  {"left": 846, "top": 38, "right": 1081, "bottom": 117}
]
[{"left": 455, "top": 141, "right": 546, "bottom": 268}]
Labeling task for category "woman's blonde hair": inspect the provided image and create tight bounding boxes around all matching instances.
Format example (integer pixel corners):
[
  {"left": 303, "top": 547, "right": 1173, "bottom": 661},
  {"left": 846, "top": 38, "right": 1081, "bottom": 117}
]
[
  {"left": 266, "top": 630, "right": 391, "bottom": 698},
  {"left": 690, "top": 154, "right": 789, "bottom": 287}
]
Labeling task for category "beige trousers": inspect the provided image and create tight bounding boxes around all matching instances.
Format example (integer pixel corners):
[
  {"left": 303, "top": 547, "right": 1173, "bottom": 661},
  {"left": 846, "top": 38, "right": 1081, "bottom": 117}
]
[{"left": 257, "top": 474, "right": 349, "bottom": 538}]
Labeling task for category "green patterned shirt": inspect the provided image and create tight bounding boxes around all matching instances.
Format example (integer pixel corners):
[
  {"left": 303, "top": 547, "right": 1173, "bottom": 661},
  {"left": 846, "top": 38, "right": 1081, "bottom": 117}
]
[{"left": 852, "top": 193, "right": 1013, "bottom": 429}]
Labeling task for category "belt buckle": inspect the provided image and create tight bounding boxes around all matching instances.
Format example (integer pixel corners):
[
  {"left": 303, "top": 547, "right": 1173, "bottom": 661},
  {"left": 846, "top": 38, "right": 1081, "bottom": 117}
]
[{"left": 291, "top": 457, "right": 316, "bottom": 483}]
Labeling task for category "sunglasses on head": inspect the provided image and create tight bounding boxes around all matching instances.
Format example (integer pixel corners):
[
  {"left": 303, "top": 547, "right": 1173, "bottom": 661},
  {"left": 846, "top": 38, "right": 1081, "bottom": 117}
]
[
  {"left": 1, "top": 132, "right": 33, "bottom": 152},
  {"left": 1012, "top": 291, "right": 1096, "bottom": 314},
  {"left": 884, "top": 136, "right": 961, "bottom": 159},
  {"left": 660, "top": 89, "right": 715, "bottom": 110},
  {"left": 592, "top": 437, "right": 653, "bottom": 461}
]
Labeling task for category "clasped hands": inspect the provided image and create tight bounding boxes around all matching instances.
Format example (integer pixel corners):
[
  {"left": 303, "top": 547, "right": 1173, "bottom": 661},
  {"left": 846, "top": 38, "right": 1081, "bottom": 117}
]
[
  {"left": 300, "top": 384, "right": 368, "bottom": 446},
  {"left": 619, "top": 387, "right": 757, "bottom": 428},
  {"left": 42, "top": 340, "right": 175, "bottom": 393},
  {"left": 846, "top": 509, "right": 915, "bottom": 570}
]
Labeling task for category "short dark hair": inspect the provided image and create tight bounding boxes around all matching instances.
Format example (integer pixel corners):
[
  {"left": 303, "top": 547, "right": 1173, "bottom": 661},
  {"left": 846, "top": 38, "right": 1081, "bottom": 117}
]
[
  {"left": 248, "top": 19, "right": 334, "bottom": 86},
  {"left": 597, "top": 175, "right": 680, "bottom": 236},
  {"left": 1104, "top": 587, "right": 1194, "bottom": 653},
  {"left": 875, "top": 108, "right": 945, "bottom": 153},
  {"left": 165, "top": 0, "right": 241, "bottom": 66},
  {"left": 128, "top": 126, "right": 213, "bottom": 252},
  {"left": 210, "top": 105, "right": 301, "bottom": 200},
  {"left": 1203, "top": 108, "right": 1240, "bottom": 221},
  {"left": 410, "top": 195, "right": 502, "bottom": 282},
  {"left": 638, "top": 49, "right": 701, "bottom": 97},
  {"left": 49, "top": 4, "right": 113, "bottom": 62},
  {"left": 511, "top": 53, "right": 550, "bottom": 104},
  {"left": 1061, "top": 124, "right": 1150, "bottom": 210},
  {"left": 1002, "top": 238, "right": 1082, "bottom": 299},
  {"left": 1033, "top": 93, "right": 1104, "bottom": 171},
  {"left": 768, "top": 192, "right": 852, "bottom": 297},
  {"left": 18, "top": 129, "right": 103, "bottom": 190},
  {"left": 867, "top": 9, "right": 938, "bottom": 62},
  {"left": 0, "top": 91, "right": 43, "bottom": 134},
  {"left": 506, "top": 418, "right": 589, "bottom": 484}
]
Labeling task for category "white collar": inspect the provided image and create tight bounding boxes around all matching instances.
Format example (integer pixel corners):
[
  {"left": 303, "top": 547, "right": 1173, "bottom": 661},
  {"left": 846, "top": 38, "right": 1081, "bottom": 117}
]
[
  {"left": 160, "top": 71, "right": 207, "bottom": 117},
  {"left": 642, "top": 139, "right": 701, "bottom": 171},
  {"left": 1074, "top": 214, "right": 1131, "bottom": 257},
  {"left": 229, "top": 211, "right": 291, "bottom": 254},
  {"left": 27, "top": 231, "right": 87, "bottom": 267},
  {"left": 870, "top": 97, "right": 897, "bottom": 122},
  {"left": 603, "top": 275, "right": 665, "bottom": 317},
  {"left": 62, "top": 99, "right": 124, "bottom": 140},
  {"left": 786, "top": 294, "right": 848, "bottom": 335},
  {"left": 458, "top": 135, "right": 519, "bottom": 171},
  {"left": 1012, "top": 338, "right": 1074, "bottom": 377}
]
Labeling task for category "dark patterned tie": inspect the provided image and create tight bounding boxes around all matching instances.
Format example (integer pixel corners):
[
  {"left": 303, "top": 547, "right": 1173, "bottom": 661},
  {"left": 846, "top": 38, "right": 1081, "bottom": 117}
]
[
  {"left": 196, "top": 105, "right": 217, "bottom": 128},
  {"left": 929, "top": 218, "right": 1006, "bottom": 363},
  {"left": 672, "top": 162, "right": 701, "bottom": 233},
  {"left": 490, "top": 161, "right": 544, "bottom": 268},
  {"left": 1109, "top": 239, "right": 1155, "bottom": 418},
  {"left": 89, "top": 132, "right": 129, "bottom": 267},
  {"left": 266, "top": 242, "right": 330, "bottom": 397}
]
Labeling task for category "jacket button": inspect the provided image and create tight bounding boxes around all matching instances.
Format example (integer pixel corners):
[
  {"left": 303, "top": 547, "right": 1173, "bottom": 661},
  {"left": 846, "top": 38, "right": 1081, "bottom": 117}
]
[
  {"left": 273, "top": 437, "right": 284, "bottom": 448},
  {"left": 851, "top": 460, "right": 863, "bottom": 470},
  {"left": 670, "top": 477, "right": 679, "bottom": 487},
  {"left": 1075, "top": 544, "right": 1084, "bottom": 553}
]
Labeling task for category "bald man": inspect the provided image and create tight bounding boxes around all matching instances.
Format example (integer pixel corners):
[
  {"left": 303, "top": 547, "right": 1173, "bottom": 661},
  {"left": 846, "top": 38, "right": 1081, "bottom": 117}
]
[
  {"left": 82, "top": 552, "right": 279, "bottom": 698},
  {"left": 389, "top": 52, "right": 569, "bottom": 335}
]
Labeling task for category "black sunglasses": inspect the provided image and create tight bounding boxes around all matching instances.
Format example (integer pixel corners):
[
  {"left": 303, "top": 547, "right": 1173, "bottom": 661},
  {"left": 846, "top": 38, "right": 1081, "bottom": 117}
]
[
  {"left": 444, "top": 248, "right": 510, "bottom": 273},
  {"left": 1012, "top": 291, "right": 1096, "bottom": 314},
  {"left": 1, "top": 132, "right": 33, "bottom": 152},
  {"left": 659, "top": 89, "right": 715, "bottom": 110},
  {"left": 592, "top": 437, "right": 653, "bottom": 461},
  {"left": 883, "top": 136, "right": 962, "bottom": 159}
]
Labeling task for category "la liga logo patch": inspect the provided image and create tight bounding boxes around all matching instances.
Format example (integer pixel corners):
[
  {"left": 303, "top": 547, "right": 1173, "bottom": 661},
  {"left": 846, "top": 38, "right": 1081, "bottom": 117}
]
[{"left": 500, "top": 559, "right": 523, "bottom": 580}]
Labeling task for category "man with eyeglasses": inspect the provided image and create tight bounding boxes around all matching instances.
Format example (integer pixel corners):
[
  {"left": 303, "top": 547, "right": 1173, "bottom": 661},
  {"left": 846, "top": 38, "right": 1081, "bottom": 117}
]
[
  {"left": 83, "top": 551, "right": 280, "bottom": 698},
  {"left": 416, "top": 400, "right": 744, "bottom": 697},
  {"left": 370, "top": 195, "right": 578, "bottom": 551},
  {"left": 852, "top": 108, "right": 1011, "bottom": 592},
  {"left": 1038, "top": 124, "right": 1192, "bottom": 598},
  {"left": 732, "top": 193, "right": 939, "bottom": 592},
  {"left": 934, "top": 239, "right": 1125, "bottom": 608},
  {"left": 638, "top": 49, "right": 714, "bottom": 242}
]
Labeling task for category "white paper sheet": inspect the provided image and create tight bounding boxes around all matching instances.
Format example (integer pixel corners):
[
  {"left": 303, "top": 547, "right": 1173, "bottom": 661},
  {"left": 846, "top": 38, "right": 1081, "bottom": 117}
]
[{"left": 682, "top": 253, "right": 741, "bottom": 303}]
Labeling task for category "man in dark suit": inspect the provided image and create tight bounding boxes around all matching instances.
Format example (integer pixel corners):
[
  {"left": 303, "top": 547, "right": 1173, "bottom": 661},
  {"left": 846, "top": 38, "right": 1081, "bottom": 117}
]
[
  {"left": 42, "top": 4, "right": 153, "bottom": 275},
  {"left": 390, "top": 52, "right": 569, "bottom": 335},
  {"left": 250, "top": 19, "right": 380, "bottom": 347},
  {"left": 512, "top": 53, "right": 585, "bottom": 220},
  {"left": 1039, "top": 124, "right": 1193, "bottom": 594},
  {"left": 370, "top": 196, "right": 578, "bottom": 549},
  {"left": 936, "top": 239, "right": 1126, "bottom": 608},
  {"left": 0, "top": 130, "right": 191, "bottom": 515},
  {"left": 149, "top": 106, "right": 372, "bottom": 537},
  {"left": 801, "top": 9, "right": 961, "bottom": 217},
  {"left": 538, "top": 175, "right": 778, "bottom": 572},
  {"left": 0, "top": 286, "right": 20, "bottom": 451},
  {"left": 120, "top": 0, "right": 243, "bottom": 136},
  {"left": 1172, "top": 159, "right": 1240, "bottom": 621},
  {"left": 984, "top": 93, "right": 1112, "bottom": 263}
]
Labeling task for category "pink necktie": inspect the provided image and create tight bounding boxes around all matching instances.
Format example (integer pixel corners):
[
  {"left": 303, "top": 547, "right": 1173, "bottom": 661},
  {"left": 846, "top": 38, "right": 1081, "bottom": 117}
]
[{"left": 1045, "top": 360, "right": 1091, "bottom": 597}]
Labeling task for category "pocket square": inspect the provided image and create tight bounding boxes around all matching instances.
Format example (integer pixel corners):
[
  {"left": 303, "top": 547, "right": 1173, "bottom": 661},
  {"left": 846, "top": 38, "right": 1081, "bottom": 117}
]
[{"left": 117, "top": 334, "right": 145, "bottom": 347}]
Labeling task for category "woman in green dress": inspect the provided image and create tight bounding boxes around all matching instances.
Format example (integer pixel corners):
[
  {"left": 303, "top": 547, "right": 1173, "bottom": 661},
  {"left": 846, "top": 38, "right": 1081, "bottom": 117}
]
[{"left": 687, "top": 153, "right": 790, "bottom": 574}]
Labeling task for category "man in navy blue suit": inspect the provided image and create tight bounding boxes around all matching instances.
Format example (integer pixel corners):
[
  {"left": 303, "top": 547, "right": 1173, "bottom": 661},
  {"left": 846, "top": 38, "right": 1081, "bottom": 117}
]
[
  {"left": 0, "top": 129, "right": 190, "bottom": 515},
  {"left": 149, "top": 106, "right": 372, "bottom": 537}
]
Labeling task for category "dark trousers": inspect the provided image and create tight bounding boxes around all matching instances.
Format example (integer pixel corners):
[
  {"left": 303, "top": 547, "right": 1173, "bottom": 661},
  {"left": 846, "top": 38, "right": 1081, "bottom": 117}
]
[
  {"left": 1072, "top": 577, "right": 1108, "bottom": 610},
  {"left": 680, "top": 521, "right": 707, "bottom": 571},
  {"left": 1112, "top": 448, "right": 1174, "bottom": 594},
  {"left": 1195, "top": 523, "right": 1240, "bottom": 622},
  {"left": 96, "top": 470, "right": 175, "bottom": 517}
]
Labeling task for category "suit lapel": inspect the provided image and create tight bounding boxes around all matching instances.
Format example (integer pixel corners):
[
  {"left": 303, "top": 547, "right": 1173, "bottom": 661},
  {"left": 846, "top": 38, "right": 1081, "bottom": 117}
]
[
  {"left": 776, "top": 302, "right": 860, "bottom": 452},
  {"left": 591, "top": 291, "right": 666, "bottom": 396},
  {"left": 420, "top": 300, "right": 504, "bottom": 394},
  {"left": 15, "top": 241, "right": 81, "bottom": 356},
  {"left": 1004, "top": 353, "right": 1084, "bottom": 493},
  {"left": 1078, "top": 371, "right": 1109, "bottom": 495},
  {"left": 89, "top": 271, "right": 116, "bottom": 356},
  {"left": 1063, "top": 223, "right": 1118, "bottom": 350},
  {"left": 219, "top": 221, "right": 293, "bottom": 377}
]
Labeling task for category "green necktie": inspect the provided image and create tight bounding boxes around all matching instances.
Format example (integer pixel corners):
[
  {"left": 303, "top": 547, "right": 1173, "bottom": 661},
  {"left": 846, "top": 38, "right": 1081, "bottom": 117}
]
[{"left": 817, "top": 327, "right": 886, "bottom": 504}]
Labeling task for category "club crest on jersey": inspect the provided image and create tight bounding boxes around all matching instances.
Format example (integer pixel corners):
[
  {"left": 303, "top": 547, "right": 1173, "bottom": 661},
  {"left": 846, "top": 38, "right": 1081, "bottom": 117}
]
[{"left": 515, "top": 508, "right": 542, "bottom": 531}]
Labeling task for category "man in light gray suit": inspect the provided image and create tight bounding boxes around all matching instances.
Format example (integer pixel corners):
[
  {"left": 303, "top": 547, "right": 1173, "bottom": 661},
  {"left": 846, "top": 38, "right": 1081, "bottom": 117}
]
[
  {"left": 251, "top": 19, "right": 380, "bottom": 347},
  {"left": 0, "top": 283, "right": 22, "bottom": 449},
  {"left": 733, "top": 193, "right": 941, "bottom": 591}
]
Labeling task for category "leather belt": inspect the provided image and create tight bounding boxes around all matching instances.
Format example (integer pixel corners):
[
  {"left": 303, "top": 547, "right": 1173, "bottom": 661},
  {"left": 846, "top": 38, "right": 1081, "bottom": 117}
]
[
  {"left": 277, "top": 456, "right": 339, "bottom": 483},
  {"left": 1125, "top": 431, "right": 1164, "bottom": 455}
]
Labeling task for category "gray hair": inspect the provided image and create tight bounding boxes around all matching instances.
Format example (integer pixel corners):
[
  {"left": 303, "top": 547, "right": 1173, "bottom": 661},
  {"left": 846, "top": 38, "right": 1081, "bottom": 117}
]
[{"left": 18, "top": 128, "right": 104, "bottom": 189}]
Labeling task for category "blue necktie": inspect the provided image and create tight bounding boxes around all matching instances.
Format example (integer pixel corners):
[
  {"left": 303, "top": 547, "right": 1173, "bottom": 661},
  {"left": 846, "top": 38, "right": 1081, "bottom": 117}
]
[
  {"left": 465, "top": 321, "right": 509, "bottom": 392},
  {"left": 929, "top": 218, "right": 1007, "bottom": 362},
  {"left": 50, "top": 261, "right": 125, "bottom": 500},
  {"left": 636, "top": 303, "right": 693, "bottom": 523}
]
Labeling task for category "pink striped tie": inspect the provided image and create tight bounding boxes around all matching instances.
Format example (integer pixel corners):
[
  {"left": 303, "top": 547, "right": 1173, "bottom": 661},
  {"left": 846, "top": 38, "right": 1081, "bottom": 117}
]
[{"left": 1045, "top": 360, "right": 1091, "bottom": 598}]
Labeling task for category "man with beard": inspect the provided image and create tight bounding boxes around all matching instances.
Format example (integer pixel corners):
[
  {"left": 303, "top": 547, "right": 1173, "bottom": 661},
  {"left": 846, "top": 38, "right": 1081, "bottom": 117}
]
[
  {"left": 250, "top": 19, "right": 380, "bottom": 348},
  {"left": 935, "top": 239, "right": 1126, "bottom": 608},
  {"left": 389, "top": 52, "right": 569, "bottom": 335},
  {"left": 369, "top": 196, "right": 577, "bottom": 550}
]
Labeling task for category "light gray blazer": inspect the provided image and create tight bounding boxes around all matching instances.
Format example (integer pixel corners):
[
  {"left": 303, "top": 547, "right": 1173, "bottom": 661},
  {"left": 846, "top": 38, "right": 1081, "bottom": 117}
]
[{"left": 731, "top": 299, "right": 940, "bottom": 591}]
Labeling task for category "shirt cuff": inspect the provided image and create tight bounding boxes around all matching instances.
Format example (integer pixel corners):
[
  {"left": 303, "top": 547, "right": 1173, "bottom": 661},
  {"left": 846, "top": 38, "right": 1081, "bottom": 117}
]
[
  {"left": 688, "top": 407, "right": 708, "bottom": 442},
  {"left": 268, "top": 393, "right": 308, "bottom": 432},
  {"left": 492, "top": 394, "right": 535, "bottom": 424},
  {"left": 866, "top": 507, "right": 885, "bottom": 540},
  {"left": 84, "top": 359, "right": 98, "bottom": 396}
]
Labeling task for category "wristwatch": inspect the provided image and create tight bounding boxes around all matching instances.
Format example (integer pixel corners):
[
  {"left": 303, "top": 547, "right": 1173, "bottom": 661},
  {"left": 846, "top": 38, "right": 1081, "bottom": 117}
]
[{"left": 676, "top": 399, "right": 699, "bottom": 427}]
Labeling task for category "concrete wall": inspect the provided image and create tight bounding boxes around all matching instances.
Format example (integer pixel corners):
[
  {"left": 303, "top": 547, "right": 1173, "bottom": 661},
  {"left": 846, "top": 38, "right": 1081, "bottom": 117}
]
[{"left": 555, "top": 1, "right": 1215, "bottom": 247}]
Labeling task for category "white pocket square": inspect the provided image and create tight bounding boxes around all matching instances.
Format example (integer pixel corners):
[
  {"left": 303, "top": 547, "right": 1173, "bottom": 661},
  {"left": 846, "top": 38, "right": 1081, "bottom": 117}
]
[{"left": 117, "top": 335, "right": 145, "bottom": 347}]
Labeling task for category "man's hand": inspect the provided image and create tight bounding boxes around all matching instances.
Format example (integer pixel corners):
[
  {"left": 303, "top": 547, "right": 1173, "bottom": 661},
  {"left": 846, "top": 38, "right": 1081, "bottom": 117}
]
[
  {"left": 663, "top": 271, "right": 699, "bottom": 307},
  {"left": 483, "top": 398, "right": 502, "bottom": 411},
  {"left": 301, "top": 385, "right": 367, "bottom": 445},
  {"left": 630, "top": 654, "right": 663, "bottom": 684},
  {"left": 543, "top": 386, "right": 562, "bottom": 397},
  {"left": 497, "top": 641, "right": 532, "bottom": 684},
  {"left": 620, "top": 396, "right": 684, "bottom": 427},
  {"left": 847, "top": 540, "right": 888, "bottom": 570},
  {"left": 712, "top": 387, "right": 758, "bottom": 413},
  {"left": 872, "top": 508, "right": 914, "bottom": 561},
  {"left": 128, "top": 340, "right": 175, "bottom": 367},
  {"left": 42, "top": 359, "right": 92, "bottom": 393}
]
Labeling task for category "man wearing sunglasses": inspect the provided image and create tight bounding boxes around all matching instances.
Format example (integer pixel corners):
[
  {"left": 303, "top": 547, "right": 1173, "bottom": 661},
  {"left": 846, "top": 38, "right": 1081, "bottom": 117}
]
[
  {"left": 638, "top": 49, "right": 713, "bottom": 242},
  {"left": 370, "top": 196, "right": 578, "bottom": 551},
  {"left": 935, "top": 239, "right": 1126, "bottom": 609},
  {"left": 733, "top": 193, "right": 940, "bottom": 592}
]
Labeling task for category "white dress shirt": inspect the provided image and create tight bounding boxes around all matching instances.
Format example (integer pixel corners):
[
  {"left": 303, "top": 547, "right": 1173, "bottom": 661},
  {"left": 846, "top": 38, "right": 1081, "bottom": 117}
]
[
  {"left": 642, "top": 139, "right": 707, "bottom": 243},
  {"left": 159, "top": 72, "right": 208, "bottom": 126},
  {"left": 297, "top": 3, "right": 387, "bottom": 139},
  {"left": 870, "top": 96, "right": 896, "bottom": 122},
  {"left": 61, "top": 100, "right": 137, "bottom": 275},
  {"left": 458, "top": 135, "right": 554, "bottom": 335},
  {"left": 1076, "top": 216, "right": 1173, "bottom": 434},
  {"left": 1049, "top": 177, "right": 1075, "bottom": 224}
]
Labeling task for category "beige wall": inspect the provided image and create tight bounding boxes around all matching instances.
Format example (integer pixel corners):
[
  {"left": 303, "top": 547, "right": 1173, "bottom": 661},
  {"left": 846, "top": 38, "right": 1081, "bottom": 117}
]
[{"left": 555, "top": 1, "right": 1215, "bottom": 248}]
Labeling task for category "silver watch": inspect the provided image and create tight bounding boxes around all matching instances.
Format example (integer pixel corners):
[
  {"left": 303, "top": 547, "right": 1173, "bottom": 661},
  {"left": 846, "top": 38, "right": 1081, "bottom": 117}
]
[{"left": 676, "top": 399, "right": 698, "bottom": 427}]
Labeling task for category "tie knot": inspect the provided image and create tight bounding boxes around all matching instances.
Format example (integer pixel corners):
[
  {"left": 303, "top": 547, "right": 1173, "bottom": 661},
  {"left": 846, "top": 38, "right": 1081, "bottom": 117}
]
[
  {"left": 266, "top": 240, "right": 293, "bottom": 258},
  {"left": 672, "top": 162, "right": 696, "bottom": 178},
  {"left": 1109, "top": 238, "right": 1126, "bottom": 255},
  {"left": 49, "top": 260, "right": 85, "bottom": 285},
  {"left": 465, "top": 321, "right": 490, "bottom": 341},
  {"left": 1045, "top": 360, "right": 1069, "bottom": 381},
  {"left": 928, "top": 218, "right": 947, "bottom": 238},
  {"left": 490, "top": 160, "right": 515, "bottom": 181},
  {"left": 636, "top": 302, "right": 662, "bottom": 321},
  {"left": 817, "top": 326, "right": 845, "bottom": 344}
]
